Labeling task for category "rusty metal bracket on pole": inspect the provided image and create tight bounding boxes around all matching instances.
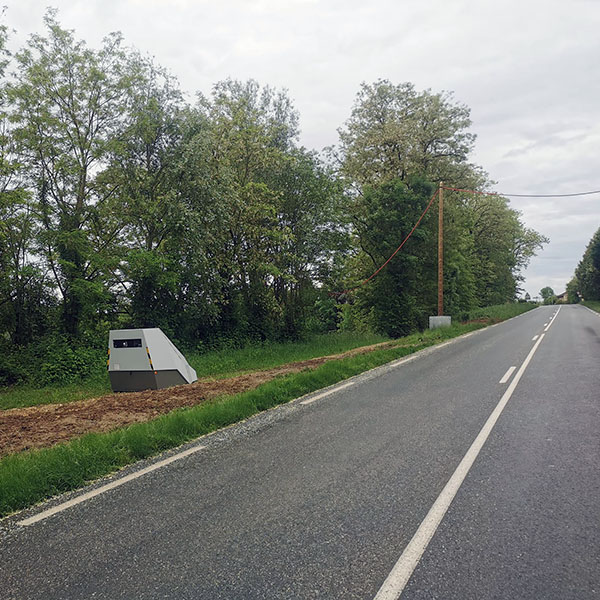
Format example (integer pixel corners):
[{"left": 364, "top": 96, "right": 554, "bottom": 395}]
[{"left": 437, "top": 181, "right": 444, "bottom": 316}]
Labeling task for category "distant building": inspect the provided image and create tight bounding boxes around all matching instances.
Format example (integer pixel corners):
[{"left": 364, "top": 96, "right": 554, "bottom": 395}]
[{"left": 556, "top": 291, "right": 568, "bottom": 303}]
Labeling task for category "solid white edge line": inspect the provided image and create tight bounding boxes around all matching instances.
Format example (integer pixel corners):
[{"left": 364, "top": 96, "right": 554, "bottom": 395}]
[
  {"left": 19, "top": 444, "right": 206, "bottom": 526},
  {"left": 373, "top": 333, "right": 546, "bottom": 600},
  {"left": 300, "top": 378, "right": 360, "bottom": 405},
  {"left": 498, "top": 366, "right": 516, "bottom": 384},
  {"left": 581, "top": 305, "right": 600, "bottom": 318},
  {"left": 17, "top": 307, "right": 545, "bottom": 526}
]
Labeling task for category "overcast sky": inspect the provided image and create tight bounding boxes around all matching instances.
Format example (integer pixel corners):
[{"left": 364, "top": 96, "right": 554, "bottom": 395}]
[{"left": 4, "top": 0, "right": 600, "bottom": 298}]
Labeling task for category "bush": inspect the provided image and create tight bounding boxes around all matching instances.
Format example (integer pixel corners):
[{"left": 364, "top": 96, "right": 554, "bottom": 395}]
[
  {"left": 37, "top": 344, "right": 104, "bottom": 386},
  {"left": 0, "top": 356, "right": 28, "bottom": 387},
  {"left": 0, "top": 335, "right": 106, "bottom": 388},
  {"left": 459, "top": 302, "right": 537, "bottom": 323}
]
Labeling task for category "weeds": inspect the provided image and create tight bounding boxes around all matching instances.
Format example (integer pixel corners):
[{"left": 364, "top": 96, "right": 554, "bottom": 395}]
[
  {"left": 582, "top": 300, "right": 600, "bottom": 313},
  {"left": 460, "top": 302, "right": 537, "bottom": 323},
  {"left": 0, "top": 331, "right": 386, "bottom": 410}
]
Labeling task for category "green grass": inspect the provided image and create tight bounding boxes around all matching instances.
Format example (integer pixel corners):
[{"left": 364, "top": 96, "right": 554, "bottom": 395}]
[
  {"left": 1, "top": 308, "right": 537, "bottom": 412},
  {"left": 187, "top": 331, "right": 389, "bottom": 378},
  {"left": 0, "top": 331, "right": 387, "bottom": 411},
  {"left": 582, "top": 300, "right": 600, "bottom": 313},
  {"left": 0, "top": 308, "right": 534, "bottom": 518},
  {"left": 461, "top": 301, "right": 538, "bottom": 322},
  {"left": 0, "top": 379, "right": 111, "bottom": 411}
]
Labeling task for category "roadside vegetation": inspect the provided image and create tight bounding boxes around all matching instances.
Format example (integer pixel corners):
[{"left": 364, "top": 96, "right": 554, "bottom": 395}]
[
  {"left": 0, "top": 302, "right": 537, "bottom": 518},
  {"left": 459, "top": 302, "right": 538, "bottom": 322},
  {"left": 1, "top": 12, "right": 547, "bottom": 397},
  {"left": 0, "top": 331, "right": 386, "bottom": 410},
  {"left": 0, "top": 380, "right": 110, "bottom": 412},
  {"left": 0, "top": 304, "right": 536, "bottom": 412},
  {"left": 567, "top": 226, "right": 600, "bottom": 304},
  {"left": 582, "top": 300, "right": 600, "bottom": 313},
  {"left": 188, "top": 331, "right": 388, "bottom": 378}
]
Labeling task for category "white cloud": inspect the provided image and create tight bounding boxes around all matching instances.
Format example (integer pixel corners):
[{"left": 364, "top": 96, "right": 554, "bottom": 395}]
[{"left": 3, "top": 0, "right": 600, "bottom": 296}]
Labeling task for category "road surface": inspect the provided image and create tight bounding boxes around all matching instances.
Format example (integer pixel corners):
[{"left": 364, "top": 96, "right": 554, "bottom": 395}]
[{"left": 1, "top": 304, "right": 599, "bottom": 599}]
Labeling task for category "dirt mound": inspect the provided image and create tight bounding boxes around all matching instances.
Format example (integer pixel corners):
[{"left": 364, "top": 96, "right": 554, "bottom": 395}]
[{"left": 0, "top": 341, "right": 397, "bottom": 457}]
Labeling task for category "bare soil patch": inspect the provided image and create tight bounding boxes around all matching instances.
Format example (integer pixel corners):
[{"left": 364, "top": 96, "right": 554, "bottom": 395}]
[{"left": 0, "top": 341, "right": 399, "bottom": 457}]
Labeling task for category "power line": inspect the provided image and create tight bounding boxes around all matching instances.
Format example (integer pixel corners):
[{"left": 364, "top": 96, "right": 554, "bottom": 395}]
[
  {"left": 332, "top": 184, "right": 599, "bottom": 298},
  {"left": 330, "top": 187, "right": 440, "bottom": 297},
  {"left": 443, "top": 186, "right": 600, "bottom": 198},
  {"left": 498, "top": 190, "right": 600, "bottom": 198}
]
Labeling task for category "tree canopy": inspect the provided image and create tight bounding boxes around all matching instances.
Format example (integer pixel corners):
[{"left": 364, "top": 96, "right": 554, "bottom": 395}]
[
  {"left": 0, "top": 12, "right": 548, "bottom": 367},
  {"left": 572, "top": 227, "right": 600, "bottom": 301},
  {"left": 334, "top": 80, "right": 547, "bottom": 335}
]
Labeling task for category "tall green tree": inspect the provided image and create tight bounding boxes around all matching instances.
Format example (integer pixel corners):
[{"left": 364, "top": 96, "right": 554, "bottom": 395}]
[
  {"left": 465, "top": 193, "right": 548, "bottom": 304},
  {"left": 108, "top": 56, "right": 184, "bottom": 253},
  {"left": 336, "top": 80, "right": 548, "bottom": 333},
  {"left": 8, "top": 10, "right": 134, "bottom": 337},
  {"left": 101, "top": 55, "right": 189, "bottom": 333},
  {"left": 175, "top": 79, "right": 348, "bottom": 341},
  {"left": 574, "top": 226, "right": 600, "bottom": 300},
  {"left": 337, "top": 80, "right": 481, "bottom": 188},
  {"left": 0, "top": 182, "right": 56, "bottom": 345},
  {"left": 0, "top": 18, "right": 55, "bottom": 346},
  {"left": 195, "top": 79, "right": 300, "bottom": 340},
  {"left": 565, "top": 277, "right": 580, "bottom": 303},
  {"left": 345, "top": 178, "right": 437, "bottom": 336},
  {"left": 263, "top": 148, "right": 348, "bottom": 336}
]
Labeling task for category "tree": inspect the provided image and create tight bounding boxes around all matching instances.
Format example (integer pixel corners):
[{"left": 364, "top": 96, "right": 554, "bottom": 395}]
[
  {"left": 344, "top": 178, "right": 437, "bottom": 336},
  {"left": 0, "top": 18, "right": 56, "bottom": 346},
  {"left": 8, "top": 10, "right": 134, "bottom": 337},
  {"left": 262, "top": 148, "right": 348, "bottom": 336},
  {"left": 565, "top": 277, "right": 580, "bottom": 304},
  {"left": 108, "top": 56, "right": 184, "bottom": 252},
  {"left": 101, "top": 54, "right": 189, "bottom": 333},
  {"left": 574, "top": 227, "right": 600, "bottom": 301},
  {"left": 337, "top": 80, "right": 480, "bottom": 188},
  {"left": 540, "top": 286, "right": 556, "bottom": 305},
  {"left": 181, "top": 79, "right": 312, "bottom": 340},
  {"left": 0, "top": 183, "right": 57, "bottom": 345},
  {"left": 466, "top": 193, "right": 548, "bottom": 304},
  {"left": 335, "top": 80, "right": 548, "bottom": 332}
]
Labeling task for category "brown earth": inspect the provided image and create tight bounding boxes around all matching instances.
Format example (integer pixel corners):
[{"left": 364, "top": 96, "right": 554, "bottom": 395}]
[{"left": 0, "top": 341, "right": 401, "bottom": 457}]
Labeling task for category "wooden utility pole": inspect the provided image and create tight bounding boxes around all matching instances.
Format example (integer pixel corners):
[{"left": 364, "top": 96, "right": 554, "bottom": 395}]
[{"left": 437, "top": 181, "right": 444, "bottom": 316}]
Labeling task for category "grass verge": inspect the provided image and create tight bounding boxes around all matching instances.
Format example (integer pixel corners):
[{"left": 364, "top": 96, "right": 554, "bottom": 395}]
[
  {"left": 461, "top": 301, "right": 538, "bottom": 322},
  {"left": 582, "top": 300, "right": 600, "bottom": 313},
  {"left": 0, "top": 304, "right": 536, "bottom": 518},
  {"left": 0, "top": 331, "right": 387, "bottom": 411},
  {"left": 0, "top": 379, "right": 111, "bottom": 412},
  {"left": 188, "top": 331, "right": 388, "bottom": 378}
]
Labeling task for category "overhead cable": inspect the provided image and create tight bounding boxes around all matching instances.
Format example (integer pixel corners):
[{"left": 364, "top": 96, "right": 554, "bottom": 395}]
[
  {"left": 442, "top": 186, "right": 600, "bottom": 198},
  {"left": 332, "top": 184, "right": 599, "bottom": 298},
  {"left": 330, "top": 188, "right": 439, "bottom": 297}
]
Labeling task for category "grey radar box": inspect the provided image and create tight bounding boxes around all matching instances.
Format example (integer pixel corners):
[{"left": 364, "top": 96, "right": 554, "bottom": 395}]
[{"left": 108, "top": 328, "right": 197, "bottom": 392}]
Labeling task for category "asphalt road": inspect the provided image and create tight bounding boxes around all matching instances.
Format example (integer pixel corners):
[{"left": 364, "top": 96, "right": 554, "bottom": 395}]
[{"left": 1, "top": 305, "right": 598, "bottom": 599}]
